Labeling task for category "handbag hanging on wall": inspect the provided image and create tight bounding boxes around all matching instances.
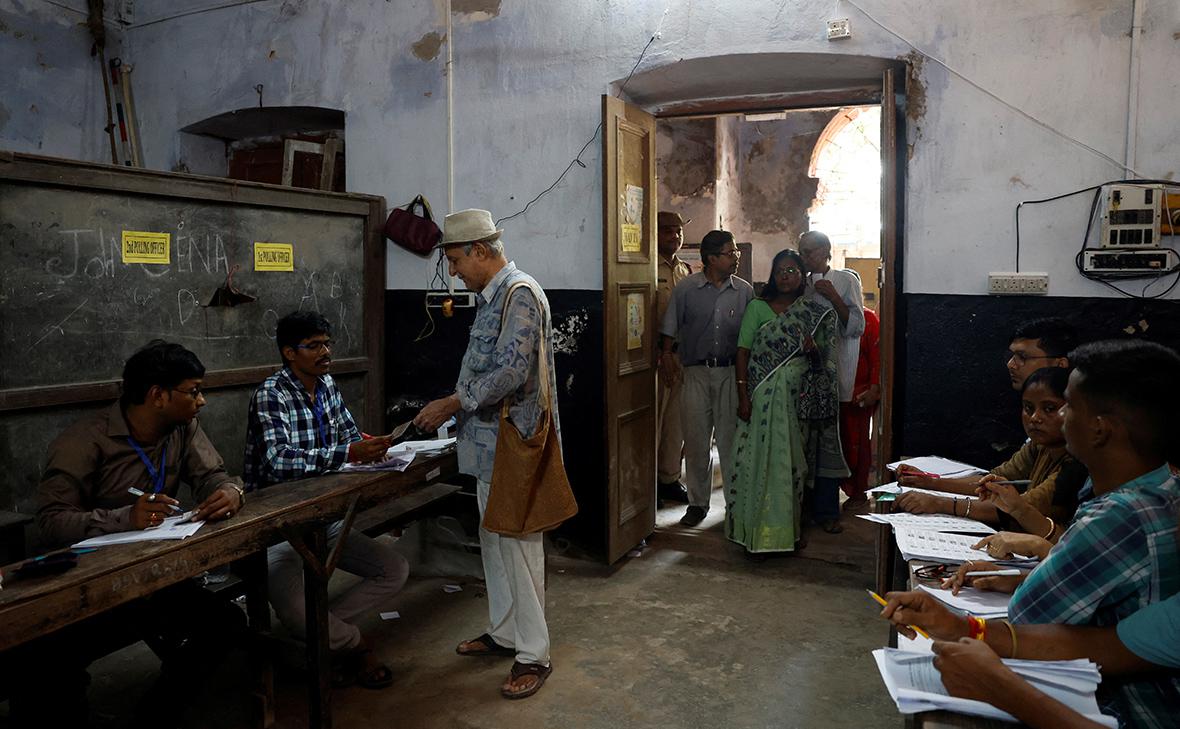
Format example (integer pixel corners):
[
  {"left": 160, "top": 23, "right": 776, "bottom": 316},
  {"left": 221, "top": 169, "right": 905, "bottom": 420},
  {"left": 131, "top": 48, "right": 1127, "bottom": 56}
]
[
  {"left": 481, "top": 282, "right": 579, "bottom": 538},
  {"left": 383, "top": 195, "right": 442, "bottom": 255}
]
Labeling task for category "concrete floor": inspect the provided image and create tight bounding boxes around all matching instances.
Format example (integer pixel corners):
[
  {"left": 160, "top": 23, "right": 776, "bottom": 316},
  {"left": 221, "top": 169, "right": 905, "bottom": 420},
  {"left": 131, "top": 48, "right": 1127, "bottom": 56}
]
[{"left": 3, "top": 490, "right": 898, "bottom": 729}]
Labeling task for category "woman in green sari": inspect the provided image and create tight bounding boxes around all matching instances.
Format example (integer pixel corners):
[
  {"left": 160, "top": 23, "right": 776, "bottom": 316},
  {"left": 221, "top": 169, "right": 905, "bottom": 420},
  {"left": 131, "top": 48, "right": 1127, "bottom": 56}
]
[{"left": 727, "top": 249, "right": 841, "bottom": 554}]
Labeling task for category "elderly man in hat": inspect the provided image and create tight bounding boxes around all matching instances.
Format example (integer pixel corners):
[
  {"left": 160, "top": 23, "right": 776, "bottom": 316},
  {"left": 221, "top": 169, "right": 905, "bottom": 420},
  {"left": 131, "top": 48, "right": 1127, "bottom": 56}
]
[
  {"left": 414, "top": 209, "right": 558, "bottom": 700},
  {"left": 656, "top": 211, "right": 693, "bottom": 504}
]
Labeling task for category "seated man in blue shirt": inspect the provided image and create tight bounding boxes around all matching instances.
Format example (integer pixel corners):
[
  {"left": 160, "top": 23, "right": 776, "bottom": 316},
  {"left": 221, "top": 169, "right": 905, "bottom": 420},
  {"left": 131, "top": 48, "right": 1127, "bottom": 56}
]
[
  {"left": 244, "top": 311, "right": 405, "bottom": 689},
  {"left": 944, "top": 339, "right": 1180, "bottom": 725}
]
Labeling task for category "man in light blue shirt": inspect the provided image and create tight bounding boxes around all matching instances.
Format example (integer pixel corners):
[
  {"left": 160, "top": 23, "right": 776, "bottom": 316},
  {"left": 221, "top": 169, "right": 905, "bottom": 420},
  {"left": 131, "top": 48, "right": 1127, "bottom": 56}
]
[{"left": 659, "top": 230, "right": 754, "bottom": 526}]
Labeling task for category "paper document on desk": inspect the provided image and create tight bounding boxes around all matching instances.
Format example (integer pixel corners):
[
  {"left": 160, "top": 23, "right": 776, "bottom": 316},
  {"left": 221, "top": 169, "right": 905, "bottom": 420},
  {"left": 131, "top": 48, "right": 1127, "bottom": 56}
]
[
  {"left": 893, "top": 527, "right": 1037, "bottom": 566},
  {"left": 388, "top": 437, "right": 456, "bottom": 456},
  {"left": 886, "top": 456, "right": 987, "bottom": 479},
  {"left": 857, "top": 513, "right": 996, "bottom": 534},
  {"left": 867, "top": 483, "right": 979, "bottom": 500},
  {"left": 872, "top": 648, "right": 1117, "bottom": 727},
  {"left": 340, "top": 452, "right": 415, "bottom": 473},
  {"left": 72, "top": 513, "right": 205, "bottom": 548},
  {"left": 917, "top": 584, "right": 1011, "bottom": 618}
]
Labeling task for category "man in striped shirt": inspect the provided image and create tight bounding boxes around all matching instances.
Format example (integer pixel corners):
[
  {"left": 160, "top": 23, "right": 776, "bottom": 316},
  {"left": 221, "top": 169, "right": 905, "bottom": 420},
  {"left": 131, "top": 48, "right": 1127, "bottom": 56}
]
[{"left": 245, "top": 311, "right": 406, "bottom": 689}]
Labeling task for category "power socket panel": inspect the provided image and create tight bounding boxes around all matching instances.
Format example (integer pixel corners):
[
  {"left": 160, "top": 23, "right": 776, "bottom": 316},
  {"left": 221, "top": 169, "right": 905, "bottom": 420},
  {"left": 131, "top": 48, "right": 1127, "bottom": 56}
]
[
  {"left": 425, "top": 291, "right": 476, "bottom": 309},
  {"left": 988, "top": 272, "right": 1049, "bottom": 295},
  {"left": 826, "top": 18, "right": 851, "bottom": 40}
]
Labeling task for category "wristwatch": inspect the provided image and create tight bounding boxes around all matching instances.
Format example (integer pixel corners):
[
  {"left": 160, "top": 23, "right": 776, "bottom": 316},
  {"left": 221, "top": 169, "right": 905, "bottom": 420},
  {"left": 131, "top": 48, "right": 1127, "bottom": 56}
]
[{"left": 226, "top": 483, "right": 246, "bottom": 508}]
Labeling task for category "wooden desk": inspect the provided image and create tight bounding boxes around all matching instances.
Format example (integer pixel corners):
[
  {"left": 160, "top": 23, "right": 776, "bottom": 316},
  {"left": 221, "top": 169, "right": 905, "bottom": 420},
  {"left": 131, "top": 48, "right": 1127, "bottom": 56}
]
[{"left": 0, "top": 452, "right": 458, "bottom": 728}]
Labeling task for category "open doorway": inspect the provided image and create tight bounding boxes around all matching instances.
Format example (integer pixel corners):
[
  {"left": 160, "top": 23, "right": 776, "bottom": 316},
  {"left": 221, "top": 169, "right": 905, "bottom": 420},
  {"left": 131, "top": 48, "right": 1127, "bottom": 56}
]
[
  {"left": 651, "top": 103, "right": 886, "bottom": 525},
  {"left": 598, "top": 56, "right": 904, "bottom": 563}
]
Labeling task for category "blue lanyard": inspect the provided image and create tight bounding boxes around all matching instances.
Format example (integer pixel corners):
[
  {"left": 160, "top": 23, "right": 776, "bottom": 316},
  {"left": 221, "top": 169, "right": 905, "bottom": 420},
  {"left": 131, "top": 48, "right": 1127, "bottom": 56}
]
[
  {"left": 311, "top": 387, "right": 328, "bottom": 448},
  {"left": 127, "top": 438, "right": 167, "bottom": 493}
]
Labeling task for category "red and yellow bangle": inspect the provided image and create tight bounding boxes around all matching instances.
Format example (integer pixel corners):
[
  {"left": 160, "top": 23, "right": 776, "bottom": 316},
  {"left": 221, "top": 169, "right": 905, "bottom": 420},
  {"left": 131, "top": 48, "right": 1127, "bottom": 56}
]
[{"left": 967, "top": 615, "right": 988, "bottom": 641}]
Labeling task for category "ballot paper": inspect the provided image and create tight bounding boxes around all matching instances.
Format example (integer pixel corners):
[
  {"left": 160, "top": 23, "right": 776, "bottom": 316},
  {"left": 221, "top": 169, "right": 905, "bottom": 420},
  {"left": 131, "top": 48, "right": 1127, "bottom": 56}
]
[
  {"left": 340, "top": 452, "right": 415, "bottom": 473},
  {"left": 72, "top": 513, "right": 205, "bottom": 548},
  {"left": 886, "top": 456, "right": 987, "bottom": 479},
  {"left": 387, "top": 437, "right": 457, "bottom": 457},
  {"left": 857, "top": 513, "right": 996, "bottom": 534},
  {"left": 867, "top": 483, "right": 980, "bottom": 500},
  {"left": 872, "top": 648, "right": 1117, "bottom": 727},
  {"left": 892, "top": 527, "right": 1037, "bottom": 567},
  {"left": 916, "top": 584, "right": 1011, "bottom": 619}
]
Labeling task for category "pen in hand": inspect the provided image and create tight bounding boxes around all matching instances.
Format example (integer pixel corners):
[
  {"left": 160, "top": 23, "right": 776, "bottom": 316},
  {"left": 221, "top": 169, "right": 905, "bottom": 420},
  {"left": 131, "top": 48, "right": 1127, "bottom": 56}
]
[
  {"left": 127, "top": 486, "right": 182, "bottom": 513},
  {"left": 964, "top": 569, "right": 1023, "bottom": 577},
  {"left": 868, "top": 589, "right": 931, "bottom": 639}
]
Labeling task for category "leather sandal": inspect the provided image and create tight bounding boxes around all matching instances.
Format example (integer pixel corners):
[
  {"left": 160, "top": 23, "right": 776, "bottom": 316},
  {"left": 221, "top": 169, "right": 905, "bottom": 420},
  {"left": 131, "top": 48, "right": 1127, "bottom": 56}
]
[
  {"left": 500, "top": 661, "right": 552, "bottom": 700},
  {"left": 456, "top": 632, "right": 516, "bottom": 657}
]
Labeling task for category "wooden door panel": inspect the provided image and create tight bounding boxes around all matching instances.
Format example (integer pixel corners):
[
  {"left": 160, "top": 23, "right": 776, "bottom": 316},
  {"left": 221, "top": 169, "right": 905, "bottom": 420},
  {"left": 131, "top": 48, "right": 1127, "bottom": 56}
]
[
  {"left": 602, "top": 95, "right": 657, "bottom": 563},
  {"left": 878, "top": 68, "right": 901, "bottom": 482}
]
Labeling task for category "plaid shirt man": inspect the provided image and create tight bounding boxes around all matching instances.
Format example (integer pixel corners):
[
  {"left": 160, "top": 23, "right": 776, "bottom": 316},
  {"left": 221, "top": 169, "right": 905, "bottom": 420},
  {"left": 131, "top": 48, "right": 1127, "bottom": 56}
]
[
  {"left": 1011, "top": 464, "right": 1180, "bottom": 728},
  {"left": 243, "top": 367, "right": 360, "bottom": 491}
]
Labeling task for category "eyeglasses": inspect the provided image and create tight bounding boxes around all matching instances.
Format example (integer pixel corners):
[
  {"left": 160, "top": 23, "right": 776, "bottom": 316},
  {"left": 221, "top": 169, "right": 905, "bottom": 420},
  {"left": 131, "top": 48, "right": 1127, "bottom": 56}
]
[
  {"left": 914, "top": 563, "right": 952, "bottom": 580},
  {"left": 1007, "top": 351, "right": 1055, "bottom": 365},
  {"left": 172, "top": 386, "right": 204, "bottom": 399},
  {"left": 773, "top": 267, "right": 801, "bottom": 277},
  {"left": 719, "top": 249, "right": 741, "bottom": 258},
  {"left": 297, "top": 340, "right": 334, "bottom": 354}
]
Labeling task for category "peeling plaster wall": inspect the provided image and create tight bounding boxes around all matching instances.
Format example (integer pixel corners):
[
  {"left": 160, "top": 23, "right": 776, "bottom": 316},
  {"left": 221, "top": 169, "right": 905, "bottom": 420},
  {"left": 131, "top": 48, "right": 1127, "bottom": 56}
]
[
  {"left": 0, "top": 0, "right": 125, "bottom": 161},
  {"left": 656, "top": 118, "right": 717, "bottom": 248},
  {"left": 729, "top": 110, "right": 836, "bottom": 280},
  {"left": 9, "top": 0, "right": 1180, "bottom": 297}
]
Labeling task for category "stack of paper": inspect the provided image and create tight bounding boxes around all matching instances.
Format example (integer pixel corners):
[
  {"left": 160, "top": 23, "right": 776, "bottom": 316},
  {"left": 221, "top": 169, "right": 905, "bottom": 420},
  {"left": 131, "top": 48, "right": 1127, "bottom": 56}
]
[
  {"left": 72, "top": 513, "right": 205, "bottom": 548},
  {"left": 892, "top": 527, "right": 1037, "bottom": 567},
  {"left": 873, "top": 648, "right": 1117, "bottom": 727},
  {"left": 857, "top": 513, "right": 996, "bottom": 534},
  {"left": 917, "top": 584, "right": 1010, "bottom": 619},
  {"left": 339, "top": 436, "right": 456, "bottom": 473},
  {"left": 886, "top": 456, "right": 987, "bottom": 479}
]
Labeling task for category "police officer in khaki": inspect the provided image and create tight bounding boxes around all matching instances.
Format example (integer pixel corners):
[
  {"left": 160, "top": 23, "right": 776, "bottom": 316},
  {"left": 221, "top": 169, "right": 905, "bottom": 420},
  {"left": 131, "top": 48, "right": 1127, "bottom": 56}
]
[{"left": 656, "top": 211, "right": 693, "bottom": 504}]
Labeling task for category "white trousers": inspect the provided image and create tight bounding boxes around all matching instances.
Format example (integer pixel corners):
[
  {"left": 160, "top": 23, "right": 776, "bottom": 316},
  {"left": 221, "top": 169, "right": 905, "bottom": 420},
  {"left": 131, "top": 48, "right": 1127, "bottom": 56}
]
[
  {"left": 267, "top": 520, "right": 409, "bottom": 652},
  {"left": 477, "top": 478, "right": 550, "bottom": 666},
  {"left": 656, "top": 372, "right": 685, "bottom": 484},
  {"left": 680, "top": 365, "right": 738, "bottom": 508}
]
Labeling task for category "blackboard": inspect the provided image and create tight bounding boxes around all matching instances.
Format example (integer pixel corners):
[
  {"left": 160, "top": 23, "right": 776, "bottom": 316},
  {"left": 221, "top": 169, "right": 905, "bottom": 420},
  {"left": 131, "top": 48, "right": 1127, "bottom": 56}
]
[{"left": 0, "top": 152, "right": 385, "bottom": 522}]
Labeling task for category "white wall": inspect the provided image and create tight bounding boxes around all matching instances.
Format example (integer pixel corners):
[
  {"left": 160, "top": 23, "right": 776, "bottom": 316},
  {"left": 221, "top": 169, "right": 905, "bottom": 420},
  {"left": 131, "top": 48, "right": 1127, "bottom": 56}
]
[
  {"left": 0, "top": 0, "right": 127, "bottom": 162},
  {"left": 10, "top": 0, "right": 1178, "bottom": 297}
]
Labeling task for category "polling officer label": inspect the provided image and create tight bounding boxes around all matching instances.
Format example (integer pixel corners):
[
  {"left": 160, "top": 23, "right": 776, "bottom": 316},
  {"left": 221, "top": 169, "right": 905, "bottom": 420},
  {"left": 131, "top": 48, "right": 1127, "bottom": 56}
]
[
  {"left": 254, "top": 242, "right": 294, "bottom": 271},
  {"left": 121, "top": 231, "right": 171, "bottom": 264}
]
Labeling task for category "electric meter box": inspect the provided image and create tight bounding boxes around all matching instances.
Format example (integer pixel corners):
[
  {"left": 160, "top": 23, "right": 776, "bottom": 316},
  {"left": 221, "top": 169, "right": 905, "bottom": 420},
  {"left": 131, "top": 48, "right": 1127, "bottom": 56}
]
[{"left": 1100, "top": 184, "right": 1163, "bottom": 248}]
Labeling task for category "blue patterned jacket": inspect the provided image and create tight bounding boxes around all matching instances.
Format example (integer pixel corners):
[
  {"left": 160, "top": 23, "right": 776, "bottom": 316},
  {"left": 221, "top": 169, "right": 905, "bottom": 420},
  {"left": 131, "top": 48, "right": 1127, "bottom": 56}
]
[{"left": 455, "top": 262, "right": 559, "bottom": 483}]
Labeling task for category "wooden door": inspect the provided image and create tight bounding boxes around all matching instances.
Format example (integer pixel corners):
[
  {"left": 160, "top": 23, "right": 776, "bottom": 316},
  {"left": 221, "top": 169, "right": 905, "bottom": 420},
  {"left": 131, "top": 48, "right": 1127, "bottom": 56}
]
[
  {"left": 602, "top": 95, "right": 658, "bottom": 563},
  {"left": 877, "top": 68, "right": 903, "bottom": 480}
]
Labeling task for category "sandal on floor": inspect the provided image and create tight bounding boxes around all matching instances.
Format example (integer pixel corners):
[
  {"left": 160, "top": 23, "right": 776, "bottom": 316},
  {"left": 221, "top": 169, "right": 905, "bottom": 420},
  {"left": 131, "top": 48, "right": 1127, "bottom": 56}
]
[
  {"left": 500, "top": 661, "right": 552, "bottom": 700},
  {"left": 821, "top": 520, "right": 844, "bottom": 534},
  {"left": 456, "top": 632, "right": 516, "bottom": 657},
  {"left": 357, "top": 660, "right": 394, "bottom": 689}
]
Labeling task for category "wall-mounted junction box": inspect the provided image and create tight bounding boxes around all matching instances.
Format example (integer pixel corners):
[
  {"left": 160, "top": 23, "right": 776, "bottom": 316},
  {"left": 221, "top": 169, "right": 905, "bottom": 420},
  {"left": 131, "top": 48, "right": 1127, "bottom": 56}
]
[
  {"left": 1083, "top": 248, "right": 1179, "bottom": 274},
  {"left": 826, "top": 18, "right": 851, "bottom": 40},
  {"left": 425, "top": 291, "right": 476, "bottom": 309},
  {"left": 988, "top": 272, "right": 1049, "bottom": 295}
]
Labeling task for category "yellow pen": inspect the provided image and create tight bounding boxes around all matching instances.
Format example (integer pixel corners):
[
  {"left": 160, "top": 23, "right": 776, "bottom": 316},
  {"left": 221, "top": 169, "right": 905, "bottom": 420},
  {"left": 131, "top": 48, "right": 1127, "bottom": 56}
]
[{"left": 868, "top": 589, "right": 931, "bottom": 639}]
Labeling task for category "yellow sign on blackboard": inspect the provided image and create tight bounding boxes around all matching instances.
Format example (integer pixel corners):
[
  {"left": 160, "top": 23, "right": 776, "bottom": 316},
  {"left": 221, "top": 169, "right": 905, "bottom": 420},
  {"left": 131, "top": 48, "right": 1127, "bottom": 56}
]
[
  {"left": 121, "top": 231, "right": 170, "bottom": 264},
  {"left": 254, "top": 242, "right": 294, "bottom": 272}
]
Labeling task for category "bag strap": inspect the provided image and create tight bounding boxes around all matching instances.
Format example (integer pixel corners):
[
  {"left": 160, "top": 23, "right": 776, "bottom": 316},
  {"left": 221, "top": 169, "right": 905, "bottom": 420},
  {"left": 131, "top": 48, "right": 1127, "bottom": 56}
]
[
  {"left": 497, "top": 280, "right": 552, "bottom": 417},
  {"left": 408, "top": 195, "right": 434, "bottom": 221}
]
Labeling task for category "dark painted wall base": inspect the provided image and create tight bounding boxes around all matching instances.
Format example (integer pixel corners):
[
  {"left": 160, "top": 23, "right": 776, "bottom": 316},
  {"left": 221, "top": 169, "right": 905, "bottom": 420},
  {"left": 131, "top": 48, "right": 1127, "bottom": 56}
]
[
  {"left": 895, "top": 293, "right": 1180, "bottom": 469},
  {"left": 385, "top": 289, "right": 607, "bottom": 555}
]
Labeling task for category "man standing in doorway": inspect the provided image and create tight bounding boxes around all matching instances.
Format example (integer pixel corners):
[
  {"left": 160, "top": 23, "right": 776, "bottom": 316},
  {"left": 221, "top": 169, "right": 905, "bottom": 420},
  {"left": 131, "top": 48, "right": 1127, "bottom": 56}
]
[
  {"left": 656, "top": 211, "right": 693, "bottom": 505},
  {"left": 414, "top": 209, "right": 558, "bottom": 700},
  {"left": 799, "top": 230, "right": 863, "bottom": 533},
  {"left": 660, "top": 230, "right": 754, "bottom": 527}
]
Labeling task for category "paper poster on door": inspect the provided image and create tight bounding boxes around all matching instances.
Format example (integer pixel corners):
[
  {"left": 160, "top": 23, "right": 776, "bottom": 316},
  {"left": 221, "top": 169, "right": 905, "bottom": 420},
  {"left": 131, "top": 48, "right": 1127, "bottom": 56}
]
[
  {"left": 621, "top": 184, "right": 644, "bottom": 253},
  {"left": 626, "top": 292, "right": 644, "bottom": 350}
]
